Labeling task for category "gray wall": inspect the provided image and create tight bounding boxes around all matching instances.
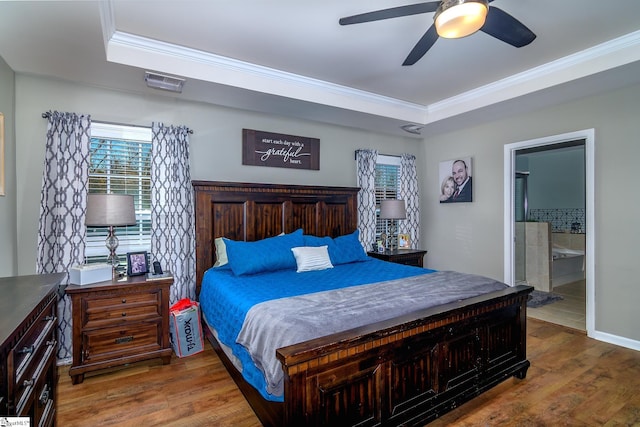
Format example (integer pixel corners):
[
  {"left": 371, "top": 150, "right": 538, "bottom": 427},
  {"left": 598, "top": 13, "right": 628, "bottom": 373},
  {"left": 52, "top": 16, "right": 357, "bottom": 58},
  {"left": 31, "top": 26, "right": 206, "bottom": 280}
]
[
  {"left": 7, "top": 71, "right": 640, "bottom": 344},
  {"left": 521, "top": 147, "right": 585, "bottom": 209},
  {"left": 0, "top": 56, "right": 16, "bottom": 277},
  {"left": 421, "top": 82, "right": 640, "bottom": 342},
  {"left": 13, "top": 75, "right": 423, "bottom": 274}
]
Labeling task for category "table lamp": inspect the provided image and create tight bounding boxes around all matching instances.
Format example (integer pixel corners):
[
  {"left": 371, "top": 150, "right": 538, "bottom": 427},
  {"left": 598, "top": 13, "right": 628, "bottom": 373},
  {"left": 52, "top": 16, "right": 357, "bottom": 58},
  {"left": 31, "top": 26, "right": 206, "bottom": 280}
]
[
  {"left": 380, "top": 199, "right": 407, "bottom": 251},
  {"left": 85, "top": 194, "right": 137, "bottom": 277}
]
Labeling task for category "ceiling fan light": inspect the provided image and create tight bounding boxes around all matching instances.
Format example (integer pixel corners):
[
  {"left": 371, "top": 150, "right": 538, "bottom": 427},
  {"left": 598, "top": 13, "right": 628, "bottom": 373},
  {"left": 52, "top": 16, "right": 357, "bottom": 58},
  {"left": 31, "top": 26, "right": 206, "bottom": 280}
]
[{"left": 435, "top": 0, "right": 489, "bottom": 39}]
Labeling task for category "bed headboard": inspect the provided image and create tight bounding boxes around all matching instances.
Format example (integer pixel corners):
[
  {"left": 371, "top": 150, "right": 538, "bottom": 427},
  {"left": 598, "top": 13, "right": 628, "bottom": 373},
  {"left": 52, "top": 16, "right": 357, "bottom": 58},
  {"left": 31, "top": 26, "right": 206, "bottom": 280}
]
[{"left": 193, "top": 181, "right": 360, "bottom": 296}]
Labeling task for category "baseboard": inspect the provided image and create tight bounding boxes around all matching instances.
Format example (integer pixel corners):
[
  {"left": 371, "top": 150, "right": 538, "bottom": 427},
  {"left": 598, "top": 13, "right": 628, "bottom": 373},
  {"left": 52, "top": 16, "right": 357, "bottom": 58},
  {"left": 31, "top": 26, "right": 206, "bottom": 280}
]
[{"left": 590, "top": 329, "right": 640, "bottom": 352}]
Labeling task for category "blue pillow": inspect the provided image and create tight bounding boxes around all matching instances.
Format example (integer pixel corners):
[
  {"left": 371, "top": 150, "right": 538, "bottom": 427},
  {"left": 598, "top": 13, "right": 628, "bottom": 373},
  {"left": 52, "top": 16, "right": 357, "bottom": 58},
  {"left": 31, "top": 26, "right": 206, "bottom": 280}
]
[
  {"left": 303, "top": 235, "right": 334, "bottom": 247},
  {"left": 224, "top": 229, "right": 303, "bottom": 276},
  {"left": 332, "top": 230, "right": 369, "bottom": 265},
  {"left": 303, "top": 230, "right": 368, "bottom": 265}
]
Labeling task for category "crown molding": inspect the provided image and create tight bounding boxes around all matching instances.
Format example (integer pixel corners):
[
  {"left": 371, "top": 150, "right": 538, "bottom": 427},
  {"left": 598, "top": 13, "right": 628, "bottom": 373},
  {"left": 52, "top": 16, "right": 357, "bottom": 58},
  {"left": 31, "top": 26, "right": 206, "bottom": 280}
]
[
  {"left": 427, "top": 30, "right": 640, "bottom": 123},
  {"left": 105, "top": 30, "right": 427, "bottom": 124}
]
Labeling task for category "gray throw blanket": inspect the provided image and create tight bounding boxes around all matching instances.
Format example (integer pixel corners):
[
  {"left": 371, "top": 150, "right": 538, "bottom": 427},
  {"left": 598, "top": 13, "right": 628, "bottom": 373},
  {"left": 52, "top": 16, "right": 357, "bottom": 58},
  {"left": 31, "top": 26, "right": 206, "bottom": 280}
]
[{"left": 236, "top": 270, "right": 507, "bottom": 397}]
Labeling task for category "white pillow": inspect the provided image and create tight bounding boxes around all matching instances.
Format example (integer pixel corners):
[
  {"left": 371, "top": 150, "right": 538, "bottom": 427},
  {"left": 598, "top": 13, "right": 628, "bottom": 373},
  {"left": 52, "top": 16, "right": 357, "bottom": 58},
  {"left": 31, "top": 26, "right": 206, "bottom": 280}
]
[
  {"left": 213, "top": 237, "right": 228, "bottom": 267},
  {"left": 291, "top": 246, "right": 334, "bottom": 273}
]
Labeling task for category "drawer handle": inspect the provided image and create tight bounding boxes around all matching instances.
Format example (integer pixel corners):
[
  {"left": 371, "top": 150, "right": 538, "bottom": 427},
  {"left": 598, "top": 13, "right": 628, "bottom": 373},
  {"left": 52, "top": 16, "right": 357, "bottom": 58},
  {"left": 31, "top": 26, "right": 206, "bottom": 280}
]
[
  {"left": 18, "top": 345, "right": 35, "bottom": 355},
  {"left": 23, "top": 379, "right": 35, "bottom": 387},
  {"left": 122, "top": 312, "right": 127, "bottom": 317},
  {"left": 39, "top": 384, "right": 50, "bottom": 405},
  {"left": 122, "top": 298, "right": 126, "bottom": 303},
  {"left": 115, "top": 336, "right": 134, "bottom": 344}
]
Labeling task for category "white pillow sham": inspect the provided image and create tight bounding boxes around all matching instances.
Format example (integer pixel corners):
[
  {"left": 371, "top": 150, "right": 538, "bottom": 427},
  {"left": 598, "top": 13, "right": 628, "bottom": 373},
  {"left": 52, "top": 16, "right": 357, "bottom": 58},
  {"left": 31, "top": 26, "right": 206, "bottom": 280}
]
[{"left": 291, "top": 245, "right": 334, "bottom": 273}]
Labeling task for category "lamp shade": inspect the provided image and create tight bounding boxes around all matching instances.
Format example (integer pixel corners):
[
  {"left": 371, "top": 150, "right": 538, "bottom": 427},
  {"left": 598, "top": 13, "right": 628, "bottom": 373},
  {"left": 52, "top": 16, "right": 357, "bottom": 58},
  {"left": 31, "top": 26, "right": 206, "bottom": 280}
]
[
  {"left": 380, "top": 199, "right": 407, "bottom": 220},
  {"left": 435, "top": 0, "right": 488, "bottom": 39},
  {"left": 85, "top": 194, "right": 137, "bottom": 227}
]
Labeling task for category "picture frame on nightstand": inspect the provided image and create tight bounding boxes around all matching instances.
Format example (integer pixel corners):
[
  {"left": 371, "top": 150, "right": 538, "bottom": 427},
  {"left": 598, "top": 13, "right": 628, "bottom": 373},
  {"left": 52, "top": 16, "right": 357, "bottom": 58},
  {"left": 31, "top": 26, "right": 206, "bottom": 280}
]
[{"left": 127, "top": 251, "right": 148, "bottom": 276}]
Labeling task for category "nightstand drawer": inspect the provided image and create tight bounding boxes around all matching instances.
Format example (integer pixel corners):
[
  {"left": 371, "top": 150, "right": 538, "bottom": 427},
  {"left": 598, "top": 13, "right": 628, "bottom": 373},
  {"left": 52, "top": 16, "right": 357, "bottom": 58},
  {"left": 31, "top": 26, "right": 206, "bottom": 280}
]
[
  {"left": 82, "top": 321, "right": 163, "bottom": 364},
  {"left": 389, "top": 254, "right": 422, "bottom": 266},
  {"left": 84, "top": 292, "right": 161, "bottom": 327}
]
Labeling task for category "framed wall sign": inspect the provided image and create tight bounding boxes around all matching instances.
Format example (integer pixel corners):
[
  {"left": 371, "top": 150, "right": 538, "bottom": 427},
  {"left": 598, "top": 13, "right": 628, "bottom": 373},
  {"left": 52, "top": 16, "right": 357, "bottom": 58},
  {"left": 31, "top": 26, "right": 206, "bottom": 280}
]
[{"left": 242, "top": 128, "right": 320, "bottom": 170}]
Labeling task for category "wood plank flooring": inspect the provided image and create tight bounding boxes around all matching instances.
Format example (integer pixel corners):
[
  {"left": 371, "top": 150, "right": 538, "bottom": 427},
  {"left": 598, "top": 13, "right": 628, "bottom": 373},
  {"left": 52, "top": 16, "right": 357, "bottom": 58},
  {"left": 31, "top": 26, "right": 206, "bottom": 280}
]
[{"left": 57, "top": 318, "right": 640, "bottom": 426}]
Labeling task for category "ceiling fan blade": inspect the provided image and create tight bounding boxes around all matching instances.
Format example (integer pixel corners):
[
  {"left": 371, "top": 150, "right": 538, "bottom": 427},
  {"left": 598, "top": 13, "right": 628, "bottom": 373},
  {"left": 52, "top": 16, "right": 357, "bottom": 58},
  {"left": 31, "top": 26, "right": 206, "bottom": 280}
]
[
  {"left": 481, "top": 6, "right": 536, "bottom": 48},
  {"left": 339, "top": 2, "right": 439, "bottom": 25},
  {"left": 403, "top": 24, "right": 439, "bottom": 66}
]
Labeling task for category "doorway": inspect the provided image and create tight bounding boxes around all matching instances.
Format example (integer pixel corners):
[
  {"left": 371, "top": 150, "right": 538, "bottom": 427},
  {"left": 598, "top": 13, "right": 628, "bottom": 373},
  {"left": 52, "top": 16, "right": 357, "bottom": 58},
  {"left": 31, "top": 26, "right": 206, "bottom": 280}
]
[{"left": 503, "top": 129, "right": 595, "bottom": 336}]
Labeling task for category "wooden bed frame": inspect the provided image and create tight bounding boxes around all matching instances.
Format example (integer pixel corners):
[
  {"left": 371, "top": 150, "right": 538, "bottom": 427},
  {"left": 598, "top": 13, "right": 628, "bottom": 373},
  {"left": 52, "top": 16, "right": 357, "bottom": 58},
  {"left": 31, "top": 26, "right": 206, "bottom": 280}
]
[{"left": 193, "top": 181, "right": 532, "bottom": 427}]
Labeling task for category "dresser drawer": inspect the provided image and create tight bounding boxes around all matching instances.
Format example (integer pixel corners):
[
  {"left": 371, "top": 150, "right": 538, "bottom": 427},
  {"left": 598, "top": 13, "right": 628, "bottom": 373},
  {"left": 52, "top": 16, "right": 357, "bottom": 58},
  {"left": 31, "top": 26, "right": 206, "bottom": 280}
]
[
  {"left": 34, "top": 355, "right": 57, "bottom": 427},
  {"left": 10, "top": 300, "right": 57, "bottom": 415},
  {"left": 13, "top": 320, "right": 57, "bottom": 416},
  {"left": 12, "top": 300, "right": 56, "bottom": 381},
  {"left": 81, "top": 321, "right": 163, "bottom": 364},
  {"left": 83, "top": 291, "right": 162, "bottom": 328}
]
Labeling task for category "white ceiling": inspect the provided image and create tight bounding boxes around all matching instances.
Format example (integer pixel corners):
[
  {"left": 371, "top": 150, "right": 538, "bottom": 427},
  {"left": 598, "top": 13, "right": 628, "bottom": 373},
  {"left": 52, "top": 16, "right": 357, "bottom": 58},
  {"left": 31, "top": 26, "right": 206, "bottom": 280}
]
[{"left": 2, "top": 0, "right": 640, "bottom": 138}]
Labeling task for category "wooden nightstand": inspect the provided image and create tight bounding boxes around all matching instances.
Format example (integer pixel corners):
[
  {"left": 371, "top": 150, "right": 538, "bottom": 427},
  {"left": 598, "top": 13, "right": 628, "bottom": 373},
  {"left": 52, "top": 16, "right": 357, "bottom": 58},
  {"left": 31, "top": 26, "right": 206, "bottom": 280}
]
[
  {"left": 66, "top": 274, "right": 173, "bottom": 384},
  {"left": 367, "top": 249, "right": 427, "bottom": 268}
]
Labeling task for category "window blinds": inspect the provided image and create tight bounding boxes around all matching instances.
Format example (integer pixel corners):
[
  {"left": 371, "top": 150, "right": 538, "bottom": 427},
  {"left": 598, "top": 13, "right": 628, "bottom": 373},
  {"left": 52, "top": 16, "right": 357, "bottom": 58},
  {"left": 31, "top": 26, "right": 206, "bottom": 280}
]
[{"left": 85, "top": 126, "right": 152, "bottom": 262}]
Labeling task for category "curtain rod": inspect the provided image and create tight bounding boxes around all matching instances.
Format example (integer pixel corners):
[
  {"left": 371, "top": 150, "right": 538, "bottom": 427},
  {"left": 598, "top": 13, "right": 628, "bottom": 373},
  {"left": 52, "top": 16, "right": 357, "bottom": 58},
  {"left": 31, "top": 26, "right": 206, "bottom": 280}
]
[
  {"left": 354, "top": 149, "right": 401, "bottom": 160},
  {"left": 41, "top": 113, "right": 194, "bottom": 134}
]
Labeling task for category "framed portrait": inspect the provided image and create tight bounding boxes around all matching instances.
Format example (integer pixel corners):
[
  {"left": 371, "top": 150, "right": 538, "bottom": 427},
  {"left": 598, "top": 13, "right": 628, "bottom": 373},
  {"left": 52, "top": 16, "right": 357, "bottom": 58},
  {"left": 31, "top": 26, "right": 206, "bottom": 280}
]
[
  {"left": 439, "top": 156, "right": 473, "bottom": 203},
  {"left": 398, "top": 233, "right": 410, "bottom": 249},
  {"left": 126, "top": 251, "right": 149, "bottom": 276}
]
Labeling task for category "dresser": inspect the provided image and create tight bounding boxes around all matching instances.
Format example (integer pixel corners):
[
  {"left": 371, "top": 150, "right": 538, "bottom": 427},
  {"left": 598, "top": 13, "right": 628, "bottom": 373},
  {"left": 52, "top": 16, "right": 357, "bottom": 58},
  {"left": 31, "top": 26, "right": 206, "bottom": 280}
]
[
  {"left": 367, "top": 248, "right": 427, "bottom": 267},
  {"left": 66, "top": 274, "right": 173, "bottom": 384},
  {"left": 0, "top": 273, "right": 63, "bottom": 427}
]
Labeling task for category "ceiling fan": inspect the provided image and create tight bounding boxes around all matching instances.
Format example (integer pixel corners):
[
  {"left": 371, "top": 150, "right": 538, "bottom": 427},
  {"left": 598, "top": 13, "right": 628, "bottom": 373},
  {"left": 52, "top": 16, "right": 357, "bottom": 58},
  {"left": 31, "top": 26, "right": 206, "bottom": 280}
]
[{"left": 339, "top": 0, "right": 536, "bottom": 66}]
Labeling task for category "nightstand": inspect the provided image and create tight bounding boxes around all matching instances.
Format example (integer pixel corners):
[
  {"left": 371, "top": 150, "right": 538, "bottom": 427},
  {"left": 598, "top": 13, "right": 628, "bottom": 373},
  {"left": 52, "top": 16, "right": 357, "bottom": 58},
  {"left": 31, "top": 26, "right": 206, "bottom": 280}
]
[
  {"left": 367, "top": 249, "right": 427, "bottom": 268},
  {"left": 66, "top": 274, "right": 173, "bottom": 384}
]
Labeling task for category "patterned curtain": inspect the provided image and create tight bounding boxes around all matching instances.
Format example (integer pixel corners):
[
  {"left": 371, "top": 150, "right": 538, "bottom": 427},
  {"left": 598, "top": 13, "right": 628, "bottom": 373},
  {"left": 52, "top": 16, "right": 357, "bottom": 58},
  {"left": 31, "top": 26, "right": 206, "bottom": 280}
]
[
  {"left": 355, "top": 149, "right": 378, "bottom": 250},
  {"left": 399, "top": 154, "right": 420, "bottom": 249},
  {"left": 36, "top": 111, "right": 91, "bottom": 362},
  {"left": 151, "top": 122, "right": 196, "bottom": 304}
]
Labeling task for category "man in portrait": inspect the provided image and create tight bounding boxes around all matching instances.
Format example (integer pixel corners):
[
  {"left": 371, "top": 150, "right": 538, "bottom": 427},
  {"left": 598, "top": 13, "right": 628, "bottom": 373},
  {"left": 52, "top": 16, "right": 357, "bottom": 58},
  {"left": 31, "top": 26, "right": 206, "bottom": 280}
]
[{"left": 450, "top": 159, "right": 472, "bottom": 202}]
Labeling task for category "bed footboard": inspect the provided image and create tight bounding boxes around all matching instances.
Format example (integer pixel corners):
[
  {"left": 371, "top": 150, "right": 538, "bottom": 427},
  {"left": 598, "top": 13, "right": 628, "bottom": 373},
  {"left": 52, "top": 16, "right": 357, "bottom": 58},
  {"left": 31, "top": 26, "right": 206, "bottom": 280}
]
[{"left": 275, "top": 285, "right": 531, "bottom": 427}]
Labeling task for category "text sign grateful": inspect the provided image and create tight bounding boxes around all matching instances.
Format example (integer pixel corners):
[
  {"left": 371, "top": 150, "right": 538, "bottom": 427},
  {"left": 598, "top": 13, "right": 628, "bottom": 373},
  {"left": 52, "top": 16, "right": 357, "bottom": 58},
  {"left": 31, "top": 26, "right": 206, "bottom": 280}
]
[{"left": 242, "top": 129, "right": 320, "bottom": 170}]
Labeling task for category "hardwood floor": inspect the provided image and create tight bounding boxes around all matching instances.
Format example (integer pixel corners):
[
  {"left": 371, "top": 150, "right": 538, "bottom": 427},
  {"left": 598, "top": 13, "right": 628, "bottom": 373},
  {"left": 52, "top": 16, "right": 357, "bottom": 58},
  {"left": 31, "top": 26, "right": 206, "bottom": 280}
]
[{"left": 57, "top": 318, "right": 640, "bottom": 426}]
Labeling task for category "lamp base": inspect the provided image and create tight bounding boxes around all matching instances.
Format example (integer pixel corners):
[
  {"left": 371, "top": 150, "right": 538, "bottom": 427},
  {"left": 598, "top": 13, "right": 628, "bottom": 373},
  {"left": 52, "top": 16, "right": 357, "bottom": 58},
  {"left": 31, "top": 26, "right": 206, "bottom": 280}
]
[{"left": 105, "top": 225, "right": 120, "bottom": 280}]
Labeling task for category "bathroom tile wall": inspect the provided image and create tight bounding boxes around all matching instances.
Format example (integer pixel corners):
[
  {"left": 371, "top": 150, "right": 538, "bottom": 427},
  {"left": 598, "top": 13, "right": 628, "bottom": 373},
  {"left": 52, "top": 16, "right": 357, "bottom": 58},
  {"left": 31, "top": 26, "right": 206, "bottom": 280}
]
[
  {"left": 516, "top": 222, "right": 552, "bottom": 292},
  {"left": 528, "top": 208, "right": 585, "bottom": 233}
]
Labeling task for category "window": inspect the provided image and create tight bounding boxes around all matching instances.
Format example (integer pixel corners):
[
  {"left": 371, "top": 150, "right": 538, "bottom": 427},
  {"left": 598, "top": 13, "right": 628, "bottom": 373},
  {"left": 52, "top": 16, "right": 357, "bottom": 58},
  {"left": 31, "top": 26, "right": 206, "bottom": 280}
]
[
  {"left": 375, "top": 155, "right": 401, "bottom": 238},
  {"left": 86, "top": 123, "right": 152, "bottom": 264}
]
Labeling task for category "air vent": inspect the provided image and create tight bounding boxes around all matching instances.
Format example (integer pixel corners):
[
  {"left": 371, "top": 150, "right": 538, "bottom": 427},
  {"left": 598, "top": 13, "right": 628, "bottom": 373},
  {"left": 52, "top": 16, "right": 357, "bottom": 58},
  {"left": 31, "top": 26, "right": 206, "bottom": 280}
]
[
  {"left": 400, "top": 124, "right": 424, "bottom": 135},
  {"left": 144, "top": 71, "right": 185, "bottom": 93}
]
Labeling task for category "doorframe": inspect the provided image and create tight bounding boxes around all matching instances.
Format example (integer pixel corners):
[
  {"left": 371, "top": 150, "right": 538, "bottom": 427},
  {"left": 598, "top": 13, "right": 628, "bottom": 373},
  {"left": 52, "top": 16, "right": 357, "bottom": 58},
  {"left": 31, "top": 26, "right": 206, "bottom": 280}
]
[{"left": 503, "top": 129, "right": 595, "bottom": 336}]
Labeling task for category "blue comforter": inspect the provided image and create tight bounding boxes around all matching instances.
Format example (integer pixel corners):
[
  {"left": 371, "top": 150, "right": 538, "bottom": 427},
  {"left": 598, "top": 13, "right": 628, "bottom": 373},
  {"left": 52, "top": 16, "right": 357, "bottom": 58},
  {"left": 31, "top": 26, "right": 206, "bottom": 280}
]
[{"left": 199, "top": 258, "right": 432, "bottom": 402}]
